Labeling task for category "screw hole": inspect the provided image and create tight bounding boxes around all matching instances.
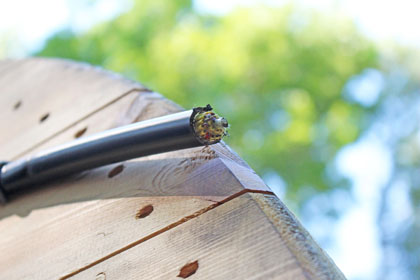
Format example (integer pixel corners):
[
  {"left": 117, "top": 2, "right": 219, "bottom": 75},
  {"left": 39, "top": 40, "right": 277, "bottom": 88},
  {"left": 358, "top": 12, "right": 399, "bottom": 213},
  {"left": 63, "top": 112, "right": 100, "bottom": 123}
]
[
  {"left": 39, "top": 113, "right": 50, "bottom": 123},
  {"left": 74, "top": 127, "right": 88, "bottom": 138},
  {"left": 108, "top": 164, "right": 124, "bottom": 178},
  {"left": 96, "top": 272, "right": 106, "bottom": 280},
  {"left": 13, "top": 100, "right": 22, "bottom": 110},
  {"left": 135, "top": 205, "right": 154, "bottom": 219},
  {"left": 178, "top": 260, "right": 199, "bottom": 278}
]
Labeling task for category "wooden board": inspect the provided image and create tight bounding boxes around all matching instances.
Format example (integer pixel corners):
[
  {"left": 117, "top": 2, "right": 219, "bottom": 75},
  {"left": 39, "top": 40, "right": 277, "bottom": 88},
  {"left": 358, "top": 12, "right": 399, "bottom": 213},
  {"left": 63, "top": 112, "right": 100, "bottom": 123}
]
[
  {"left": 67, "top": 193, "right": 308, "bottom": 280},
  {"left": 0, "top": 58, "right": 345, "bottom": 280},
  {"left": 0, "top": 58, "right": 146, "bottom": 159}
]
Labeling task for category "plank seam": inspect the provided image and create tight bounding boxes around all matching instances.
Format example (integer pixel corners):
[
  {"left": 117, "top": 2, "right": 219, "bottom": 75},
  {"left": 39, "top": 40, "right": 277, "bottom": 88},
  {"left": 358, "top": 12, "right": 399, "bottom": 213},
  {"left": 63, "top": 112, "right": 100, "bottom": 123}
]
[{"left": 59, "top": 189, "right": 275, "bottom": 279}]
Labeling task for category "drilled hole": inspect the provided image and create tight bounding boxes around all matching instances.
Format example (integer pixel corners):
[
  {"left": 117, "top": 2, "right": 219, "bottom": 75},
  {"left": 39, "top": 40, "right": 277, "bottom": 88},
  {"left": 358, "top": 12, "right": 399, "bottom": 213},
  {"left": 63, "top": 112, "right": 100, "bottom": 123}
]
[
  {"left": 178, "top": 260, "right": 199, "bottom": 278},
  {"left": 135, "top": 204, "right": 154, "bottom": 219},
  {"left": 39, "top": 113, "right": 50, "bottom": 123},
  {"left": 108, "top": 164, "right": 124, "bottom": 178},
  {"left": 74, "top": 127, "right": 88, "bottom": 138},
  {"left": 13, "top": 100, "right": 22, "bottom": 110},
  {"left": 96, "top": 272, "right": 106, "bottom": 280}
]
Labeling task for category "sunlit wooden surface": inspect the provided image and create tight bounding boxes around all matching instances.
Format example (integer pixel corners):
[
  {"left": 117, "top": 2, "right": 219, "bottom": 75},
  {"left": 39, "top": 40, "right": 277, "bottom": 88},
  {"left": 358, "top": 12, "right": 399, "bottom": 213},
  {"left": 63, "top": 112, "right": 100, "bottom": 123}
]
[{"left": 0, "top": 58, "right": 345, "bottom": 280}]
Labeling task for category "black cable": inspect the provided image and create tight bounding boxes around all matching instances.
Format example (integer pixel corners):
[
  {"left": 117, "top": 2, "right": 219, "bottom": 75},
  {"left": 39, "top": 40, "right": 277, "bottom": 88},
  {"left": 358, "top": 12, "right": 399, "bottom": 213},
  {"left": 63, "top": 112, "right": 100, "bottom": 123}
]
[{"left": 0, "top": 105, "right": 228, "bottom": 203}]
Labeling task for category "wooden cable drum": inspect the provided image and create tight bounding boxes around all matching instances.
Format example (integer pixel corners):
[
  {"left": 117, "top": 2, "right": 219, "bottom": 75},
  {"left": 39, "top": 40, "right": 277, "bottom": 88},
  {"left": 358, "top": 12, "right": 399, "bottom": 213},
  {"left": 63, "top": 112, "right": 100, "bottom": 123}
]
[{"left": 0, "top": 58, "right": 345, "bottom": 280}]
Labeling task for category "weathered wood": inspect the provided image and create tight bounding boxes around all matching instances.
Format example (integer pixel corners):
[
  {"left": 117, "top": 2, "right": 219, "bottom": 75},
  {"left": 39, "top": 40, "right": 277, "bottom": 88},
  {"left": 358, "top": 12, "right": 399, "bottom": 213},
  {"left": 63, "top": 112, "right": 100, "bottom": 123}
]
[
  {"left": 0, "top": 58, "right": 345, "bottom": 280},
  {"left": 251, "top": 194, "right": 346, "bottom": 280},
  {"left": 0, "top": 58, "right": 145, "bottom": 160},
  {"left": 0, "top": 155, "right": 272, "bottom": 279},
  {"left": 67, "top": 193, "right": 309, "bottom": 280}
]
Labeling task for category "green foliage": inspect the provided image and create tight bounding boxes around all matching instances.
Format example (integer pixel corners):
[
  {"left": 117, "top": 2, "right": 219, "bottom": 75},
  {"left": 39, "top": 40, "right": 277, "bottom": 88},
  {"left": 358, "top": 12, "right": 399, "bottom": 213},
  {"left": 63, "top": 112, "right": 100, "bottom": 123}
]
[{"left": 37, "top": 0, "right": 378, "bottom": 206}]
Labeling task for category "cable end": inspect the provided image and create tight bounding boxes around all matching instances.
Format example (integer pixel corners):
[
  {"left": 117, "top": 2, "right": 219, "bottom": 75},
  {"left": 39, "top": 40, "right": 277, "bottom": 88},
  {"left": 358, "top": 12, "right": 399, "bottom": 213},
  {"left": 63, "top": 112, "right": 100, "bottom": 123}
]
[{"left": 191, "top": 104, "right": 229, "bottom": 145}]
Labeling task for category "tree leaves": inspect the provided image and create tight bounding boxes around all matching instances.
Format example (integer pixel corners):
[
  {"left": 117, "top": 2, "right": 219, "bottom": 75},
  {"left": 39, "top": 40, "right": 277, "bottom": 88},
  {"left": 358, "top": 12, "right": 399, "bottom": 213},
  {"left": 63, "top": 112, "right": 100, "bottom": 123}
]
[{"left": 37, "top": 0, "right": 378, "bottom": 206}]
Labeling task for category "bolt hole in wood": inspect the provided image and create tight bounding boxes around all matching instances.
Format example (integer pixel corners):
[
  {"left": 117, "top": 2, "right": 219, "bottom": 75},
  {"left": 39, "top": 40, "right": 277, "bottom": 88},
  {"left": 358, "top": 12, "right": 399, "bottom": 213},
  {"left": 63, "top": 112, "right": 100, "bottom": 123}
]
[
  {"left": 95, "top": 272, "right": 106, "bottom": 280},
  {"left": 74, "top": 127, "right": 88, "bottom": 138},
  {"left": 39, "top": 112, "right": 50, "bottom": 123},
  {"left": 108, "top": 164, "right": 124, "bottom": 178},
  {"left": 13, "top": 100, "right": 22, "bottom": 110},
  {"left": 135, "top": 204, "right": 154, "bottom": 219},
  {"left": 178, "top": 260, "right": 199, "bottom": 278}
]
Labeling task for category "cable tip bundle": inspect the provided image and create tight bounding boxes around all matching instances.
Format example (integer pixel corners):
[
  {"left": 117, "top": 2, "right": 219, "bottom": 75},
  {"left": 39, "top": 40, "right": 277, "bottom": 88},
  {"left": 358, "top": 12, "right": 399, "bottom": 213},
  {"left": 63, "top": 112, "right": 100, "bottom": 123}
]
[{"left": 191, "top": 104, "right": 229, "bottom": 145}]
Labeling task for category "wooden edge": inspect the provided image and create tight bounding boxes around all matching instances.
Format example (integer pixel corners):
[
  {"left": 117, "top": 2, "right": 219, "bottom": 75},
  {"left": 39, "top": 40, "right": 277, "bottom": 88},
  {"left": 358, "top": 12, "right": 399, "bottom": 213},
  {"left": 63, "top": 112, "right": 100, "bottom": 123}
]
[
  {"left": 214, "top": 155, "right": 345, "bottom": 279},
  {"left": 250, "top": 193, "right": 346, "bottom": 280},
  {"left": 3, "top": 57, "right": 142, "bottom": 89},
  {"left": 55, "top": 158, "right": 344, "bottom": 280}
]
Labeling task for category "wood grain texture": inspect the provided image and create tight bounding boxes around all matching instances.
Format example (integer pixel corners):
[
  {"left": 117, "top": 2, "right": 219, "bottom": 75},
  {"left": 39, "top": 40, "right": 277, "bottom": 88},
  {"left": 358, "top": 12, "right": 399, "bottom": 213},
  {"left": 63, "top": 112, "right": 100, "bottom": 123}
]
[
  {"left": 0, "top": 58, "right": 345, "bottom": 280},
  {"left": 0, "top": 58, "right": 146, "bottom": 160},
  {"left": 0, "top": 197, "right": 214, "bottom": 279},
  {"left": 250, "top": 194, "right": 346, "bottom": 280},
  {"left": 67, "top": 193, "right": 309, "bottom": 280},
  {"left": 0, "top": 153, "right": 272, "bottom": 279}
]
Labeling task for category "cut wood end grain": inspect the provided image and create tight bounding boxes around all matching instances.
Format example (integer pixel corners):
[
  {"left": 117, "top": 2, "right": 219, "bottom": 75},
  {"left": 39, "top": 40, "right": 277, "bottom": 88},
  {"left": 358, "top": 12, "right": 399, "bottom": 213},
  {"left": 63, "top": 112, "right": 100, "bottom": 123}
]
[{"left": 251, "top": 193, "right": 347, "bottom": 280}]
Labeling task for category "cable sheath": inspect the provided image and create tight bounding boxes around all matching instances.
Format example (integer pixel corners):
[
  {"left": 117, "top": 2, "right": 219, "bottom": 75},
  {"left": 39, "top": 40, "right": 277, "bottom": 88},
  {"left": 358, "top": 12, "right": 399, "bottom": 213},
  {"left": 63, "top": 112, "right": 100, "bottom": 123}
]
[{"left": 0, "top": 109, "right": 204, "bottom": 198}]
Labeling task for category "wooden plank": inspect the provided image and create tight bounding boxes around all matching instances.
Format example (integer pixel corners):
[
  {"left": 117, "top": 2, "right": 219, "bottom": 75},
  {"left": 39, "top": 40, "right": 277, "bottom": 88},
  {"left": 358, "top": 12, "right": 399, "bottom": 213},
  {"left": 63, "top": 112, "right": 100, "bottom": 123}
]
[
  {"left": 23, "top": 91, "right": 184, "bottom": 157},
  {"left": 0, "top": 90, "right": 184, "bottom": 234},
  {"left": 0, "top": 197, "right": 215, "bottom": 280},
  {"left": 251, "top": 194, "right": 346, "bottom": 280},
  {"left": 0, "top": 71, "right": 272, "bottom": 279},
  {"left": 0, "top": 58, "right": 146, "bottom": 160},
  {"left": 0, "top": 156, "right": 272, "bottom": 279},
  {"left": 0, "top": 59, "right": 343, "bottom": 280},
  {"left": 65, "top": 193, "right": 309, "bottom": 280}
]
